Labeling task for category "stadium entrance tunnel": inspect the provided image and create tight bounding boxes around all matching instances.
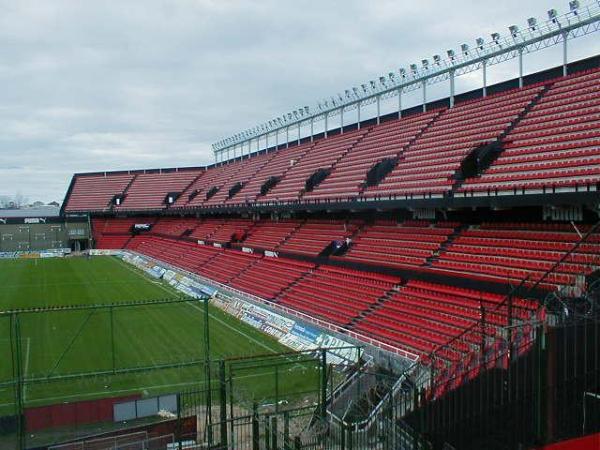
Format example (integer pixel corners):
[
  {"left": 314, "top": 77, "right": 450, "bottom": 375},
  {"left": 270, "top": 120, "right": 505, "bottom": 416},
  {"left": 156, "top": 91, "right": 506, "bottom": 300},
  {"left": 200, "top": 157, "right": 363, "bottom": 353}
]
[
  {"left": 228, "top": 181, "right": 244, "bottom": 199},
  {"left": 111, "top": 193, "right": 126, "bottom": 206},
  {"left": 305, "top": 168, "right": 331, "bottom": 192},
  {"left": 364, "top": 157, "right": 398, "bottom": 187},
  {"left": 205, "top": 185, "right": 219, "bottom": 200},
  {"left": 458, "top": 140, "right": 504, "bottom": 180},
  {"left": 260, "top": 176, "right": 281, "bottom": 196}
]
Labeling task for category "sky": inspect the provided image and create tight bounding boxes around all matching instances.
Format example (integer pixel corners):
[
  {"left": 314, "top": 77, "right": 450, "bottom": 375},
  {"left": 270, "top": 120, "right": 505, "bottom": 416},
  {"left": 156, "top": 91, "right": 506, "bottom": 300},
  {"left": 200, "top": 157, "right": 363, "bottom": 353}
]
[{"left": 0, "top": 0, "right": 598, "bottom": 204}]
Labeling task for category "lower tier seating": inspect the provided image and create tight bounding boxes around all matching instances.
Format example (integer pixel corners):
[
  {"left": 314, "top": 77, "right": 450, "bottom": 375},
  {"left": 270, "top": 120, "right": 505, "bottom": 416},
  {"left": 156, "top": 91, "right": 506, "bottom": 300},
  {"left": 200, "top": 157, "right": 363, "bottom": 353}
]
[
  {"left": 337, "top": 220, "right": 458, "bottom": 268},
  {"left": 97, "top": 224, "right": 548, "bottom": 400},
  {"left": 432, "top": 222, "right": 600, "bottom": 289},
  {"left": 276, "top": 266, "right": 401, "bottom": 327}
]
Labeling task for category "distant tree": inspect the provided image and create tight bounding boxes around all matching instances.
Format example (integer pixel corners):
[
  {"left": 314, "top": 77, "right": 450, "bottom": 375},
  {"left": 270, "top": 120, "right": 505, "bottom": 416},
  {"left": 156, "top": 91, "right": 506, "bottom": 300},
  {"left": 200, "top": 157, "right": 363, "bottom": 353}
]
[
  {"left": 13, "top": 192, "right": 28, "bottom": 208},
  {"left": 32, "top": 201, "right": 45, "bottom": 207},
  {"left": 47, "top": 201, "right": 60, "bottom": 207}
]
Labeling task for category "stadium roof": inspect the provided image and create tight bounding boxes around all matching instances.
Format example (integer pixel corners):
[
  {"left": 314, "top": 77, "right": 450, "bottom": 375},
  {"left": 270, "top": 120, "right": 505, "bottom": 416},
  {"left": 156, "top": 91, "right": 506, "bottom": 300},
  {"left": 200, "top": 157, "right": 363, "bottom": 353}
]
[{"left": 0, "top": 206, "right": 60, "bottom": 218}]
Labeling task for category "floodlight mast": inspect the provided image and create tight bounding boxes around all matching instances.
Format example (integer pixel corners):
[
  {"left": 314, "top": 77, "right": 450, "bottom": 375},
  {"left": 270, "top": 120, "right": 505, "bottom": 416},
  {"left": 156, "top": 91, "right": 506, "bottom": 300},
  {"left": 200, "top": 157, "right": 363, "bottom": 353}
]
[{"left": 212, "top": 0, "right": 600, "bottom": 163}]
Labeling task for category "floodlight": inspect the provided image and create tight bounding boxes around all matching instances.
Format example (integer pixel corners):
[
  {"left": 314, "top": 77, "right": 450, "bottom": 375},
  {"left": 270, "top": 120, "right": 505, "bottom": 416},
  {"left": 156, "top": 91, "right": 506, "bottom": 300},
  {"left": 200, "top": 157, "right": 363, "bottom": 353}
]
[
  {"left": 508, "top": 25, "right": 519, "bottom": 37},
  {"left": 287, "top": 113, "right": 293, "bottom": 120},
  {"left": 388, "top": 72, "right": 396, "bottom": 81},
  {"left": 433, "top": 54, "right": 441, "bottom": 64},
  {"left": 491, "top": 32, "right": 501, "bottom": 43},
  {"left": 548, "top": 9, "right": 558, "bottom": 22},
  {"left": 379, "top": 76, "right": 387, "bottom": 86},
  {"left": 475, "top": 37, "right": 485, "bottom": 49},
  {"left": 361, "top": 83, "right": 368, "bottom": 92},
  {"left": 460, "top": 43, "right": 469, "bottom": 55},
  {"left": 352, "top": 87, "right": 360, "bottom": 96},
  {"left": 409, "top": 63, "right": 418, "bottom": 73},
  {"left": 304, "top": 106, "right": 309, "bottom": 114},
  {"left": 527, "top": 17, "right": 537, "bottom": 30},
  {"left": 370, "top": 80, "right": 377, "bottom": 89},
  {"left": 345, "top": 89, "right": 351, "bottom": 98},
  {"left": 446, "top": 49, "right": 455, "bottom": 59},
  {"left": 399, "top": 68, "right": 407, "bottom": 78},
  {"left": 569, "top": 1, "right": 580, "bottom": 13}
]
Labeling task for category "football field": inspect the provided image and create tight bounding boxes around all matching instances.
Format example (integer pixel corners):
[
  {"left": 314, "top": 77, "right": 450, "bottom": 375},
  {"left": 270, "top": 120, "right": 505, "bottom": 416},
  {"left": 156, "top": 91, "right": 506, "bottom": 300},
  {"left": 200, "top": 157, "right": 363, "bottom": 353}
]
[{"left": 0, "top": 256, "right": 319, "bottom": 415}]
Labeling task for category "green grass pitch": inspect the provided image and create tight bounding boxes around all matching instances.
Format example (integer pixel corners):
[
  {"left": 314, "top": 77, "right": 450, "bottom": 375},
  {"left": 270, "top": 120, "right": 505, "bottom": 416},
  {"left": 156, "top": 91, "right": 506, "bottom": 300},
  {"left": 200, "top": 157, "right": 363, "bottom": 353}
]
[{"left": 0, "top": 256, "right": 320, "bottom": 416}]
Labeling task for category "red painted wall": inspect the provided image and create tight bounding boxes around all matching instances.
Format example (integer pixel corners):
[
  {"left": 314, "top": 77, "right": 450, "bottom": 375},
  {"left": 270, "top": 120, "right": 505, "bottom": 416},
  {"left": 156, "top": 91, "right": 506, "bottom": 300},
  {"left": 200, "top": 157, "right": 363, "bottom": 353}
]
[
  {"left": 537, "top": 433, "right": 600, "bottom": 450},
  {"left": 24, "top": 395, "right": 139, "bottom": 432}
]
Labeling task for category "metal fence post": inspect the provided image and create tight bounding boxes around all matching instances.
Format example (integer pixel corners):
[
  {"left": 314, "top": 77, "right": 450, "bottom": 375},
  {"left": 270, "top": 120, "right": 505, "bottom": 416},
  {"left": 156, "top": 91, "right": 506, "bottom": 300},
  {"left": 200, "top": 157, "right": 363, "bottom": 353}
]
[
  {"left": 10, "top": 313, "right": 24, "bottom": 450},
  {"left": 284, "top": 411, "right": 290, "bottom": 450},
  {"left": 219, "top": 360, "right": 227, "bottom": 448},
  {"left": 321, "top": 349, "right": 327, "bottom": 420},
  {"left": 252, "top": 403, "right": 260, "bottom": 450},
  {"left": 264, "top": 415, "right": 271, "bottom": 450},
  {"left": 203, "top": 297, "right": 213, "bottom": 447},
  {"left": 271, "top": 416, "right": 278, "bottom": 450},
  {"left": 176, "top": 392, "right": 182, "bottom": 450}
]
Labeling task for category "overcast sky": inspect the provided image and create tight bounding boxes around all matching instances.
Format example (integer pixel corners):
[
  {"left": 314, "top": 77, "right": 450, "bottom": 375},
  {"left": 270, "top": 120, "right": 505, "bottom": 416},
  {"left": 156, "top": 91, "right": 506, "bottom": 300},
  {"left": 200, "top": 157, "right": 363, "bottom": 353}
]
[{"left": 0, "top": 0, "right": 598, "bottom": 204}]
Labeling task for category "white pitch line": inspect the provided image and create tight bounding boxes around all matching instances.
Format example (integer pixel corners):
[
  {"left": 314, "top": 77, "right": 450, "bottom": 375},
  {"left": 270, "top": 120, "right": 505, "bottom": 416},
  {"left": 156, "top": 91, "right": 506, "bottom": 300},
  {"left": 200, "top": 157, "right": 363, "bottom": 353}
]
[
  {"left": 186, "top": 301, "right": 280, "bottom": 355},
  {"left": 0, "top": 369, "right": 298, "bottom": 407}
]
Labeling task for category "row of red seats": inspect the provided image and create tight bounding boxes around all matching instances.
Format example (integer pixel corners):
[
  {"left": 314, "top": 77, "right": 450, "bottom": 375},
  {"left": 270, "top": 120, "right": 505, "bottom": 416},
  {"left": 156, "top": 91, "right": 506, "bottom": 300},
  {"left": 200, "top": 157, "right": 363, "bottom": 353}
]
[
  {"left": 336, "top": 220, "right": 456, "bottom": 268},
  {"left": 459, "top": 68, "right": 600, "bottom": 194},
  {"left": 114, "top": 170, "right": 202, "bottom": 211},
  {"left": 67, "top": 173, "right": 134, "bottom": 212},
  {"left": 432, "top": 223, "right": 600, "bottom": 289}
]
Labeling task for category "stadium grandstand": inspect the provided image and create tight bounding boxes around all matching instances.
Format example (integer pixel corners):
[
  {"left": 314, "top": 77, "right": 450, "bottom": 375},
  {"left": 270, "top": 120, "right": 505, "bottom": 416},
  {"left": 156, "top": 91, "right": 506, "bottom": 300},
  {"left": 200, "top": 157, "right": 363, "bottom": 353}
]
[{"left": 2, "top": 1, "right": 600, "bottom": 450}]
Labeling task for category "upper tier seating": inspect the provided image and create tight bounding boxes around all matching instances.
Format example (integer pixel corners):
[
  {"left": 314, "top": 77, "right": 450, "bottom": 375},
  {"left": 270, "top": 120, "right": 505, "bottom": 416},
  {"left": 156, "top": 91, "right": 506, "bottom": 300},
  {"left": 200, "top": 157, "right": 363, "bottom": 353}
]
[
  {"left": 363, "top": 85, "right": 544, "bottom": 198},
  {"left": 277, "top": 265, "right": 400, "bottom": 326},
  {"left": 302, "top": 112, "right": 438, "bottom": 200},
  {"left": 337, "top": 220, "right": 458, "bottom": 268},
  {"left": 259, "top": 129, "right": 368, "bottom": 203},
  {"left": 63, "top": 70, "right": 598, "bottom": 213},
  {"left": 227, "top": 142, "right": 315, "bottom": 205},
  {"left": 173, "top": 165, "right": 231, "bottom": 208},
  {"left": 203, "top": 152, "right": 275, "bottom": 206},
  {"left": 459, "top": 69, "right": 600, "bottom": 195},
  {"left": 65, "top": 173, "right": 134, "bottom": 212},
  {"left": 431, "top": 222, "right": 600, "bottom": 289},
  {"left": 277, "top": 220, "right": 361, "bottom": 257},
  {"left": 116, "top": 170, "right": 203, "bottom": 210}
]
